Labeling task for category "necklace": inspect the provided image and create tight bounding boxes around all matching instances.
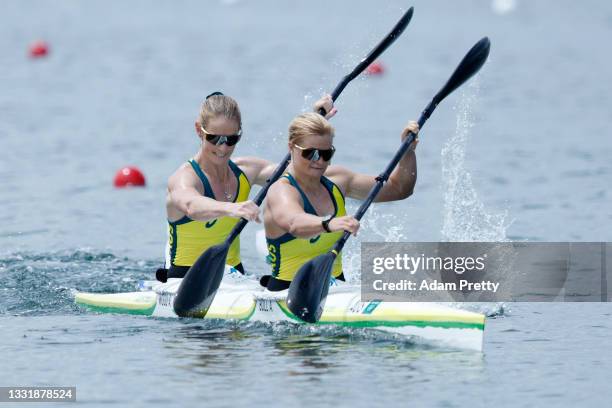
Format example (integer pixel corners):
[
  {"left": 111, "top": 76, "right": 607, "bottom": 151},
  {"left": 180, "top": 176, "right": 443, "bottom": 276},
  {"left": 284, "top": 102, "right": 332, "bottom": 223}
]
[
  {"left": 221, "top": 170, "right": 233, "bottom": 201},
  {"left": 223, "top": 182, "right": 233, "bottom": 201}
]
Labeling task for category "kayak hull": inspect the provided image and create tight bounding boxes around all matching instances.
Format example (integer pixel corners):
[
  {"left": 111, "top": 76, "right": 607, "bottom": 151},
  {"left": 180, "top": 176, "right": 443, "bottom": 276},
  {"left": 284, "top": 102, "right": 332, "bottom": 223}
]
[{"left": 75, "top": 276, "right": 485, "bottom": 352}]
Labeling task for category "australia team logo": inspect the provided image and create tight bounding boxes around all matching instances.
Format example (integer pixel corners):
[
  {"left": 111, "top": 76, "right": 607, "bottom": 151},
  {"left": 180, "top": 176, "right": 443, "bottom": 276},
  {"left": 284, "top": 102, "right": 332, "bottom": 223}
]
[{"left": 309, "top": 235, "right": 320, "bottom": 244}]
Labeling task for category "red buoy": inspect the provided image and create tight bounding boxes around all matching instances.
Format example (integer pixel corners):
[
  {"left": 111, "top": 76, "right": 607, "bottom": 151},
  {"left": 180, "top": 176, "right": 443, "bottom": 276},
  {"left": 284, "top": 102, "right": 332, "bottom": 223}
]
[
  {"left": 365, "top": 61, "right": 385, "bottom": 75},
  {"left": 114, "top": 166, "right": 146, "bottom": 188},
  {"left": 29, "top": 41, "right": 49, "bottom": 58}
]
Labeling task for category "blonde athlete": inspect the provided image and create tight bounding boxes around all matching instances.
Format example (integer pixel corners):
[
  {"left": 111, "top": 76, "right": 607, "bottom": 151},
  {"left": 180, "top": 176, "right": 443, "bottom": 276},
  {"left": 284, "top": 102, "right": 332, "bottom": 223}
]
[
  {"left": 164, "top": 92, "right": 335, "bottom": 279},
  {"left": 263, "top": 112, "right": 419, "bottom": 290}
]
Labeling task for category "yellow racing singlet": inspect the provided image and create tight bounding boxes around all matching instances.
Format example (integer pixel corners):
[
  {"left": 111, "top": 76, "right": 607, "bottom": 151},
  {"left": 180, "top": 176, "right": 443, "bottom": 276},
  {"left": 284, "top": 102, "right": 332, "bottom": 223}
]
[
  {"left": 266, "top": 173, "right": 346, "bottom": 282},
  {"left": 167, "top": 159, "right": 251, "bottom": 268}
]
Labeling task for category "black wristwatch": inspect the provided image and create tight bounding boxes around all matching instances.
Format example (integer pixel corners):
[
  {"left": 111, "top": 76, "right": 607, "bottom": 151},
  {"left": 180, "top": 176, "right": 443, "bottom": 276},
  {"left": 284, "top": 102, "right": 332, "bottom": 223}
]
[{"left": 322, "top": 215, "right": 334, "bottom": 233}]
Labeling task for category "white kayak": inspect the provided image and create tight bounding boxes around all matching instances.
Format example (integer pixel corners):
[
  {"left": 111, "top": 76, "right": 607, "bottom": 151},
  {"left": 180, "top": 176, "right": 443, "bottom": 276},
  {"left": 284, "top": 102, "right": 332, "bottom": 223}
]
[{"left": 75, "top": 269, "right": 485, "bottom": 352}]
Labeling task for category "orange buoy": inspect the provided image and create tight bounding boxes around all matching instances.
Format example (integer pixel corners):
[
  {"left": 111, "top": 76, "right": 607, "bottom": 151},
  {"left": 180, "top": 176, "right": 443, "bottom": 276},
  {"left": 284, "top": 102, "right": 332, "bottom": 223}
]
[
  {"left": 365, "top": 61, "right": 385, "bottom": 75},
  {"left": 29, "top": 41, "right": 49, "bottom": 58},
  {"left": 114, "top": 166, "right": 146, "bottom": 188}
]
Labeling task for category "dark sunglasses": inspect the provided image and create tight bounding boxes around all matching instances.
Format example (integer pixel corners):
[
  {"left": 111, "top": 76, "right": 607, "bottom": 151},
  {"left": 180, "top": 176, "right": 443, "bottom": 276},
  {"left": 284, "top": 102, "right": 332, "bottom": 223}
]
[
  {"left": 293, "top": 143, "right": 335, "bottom": 162},
  {"left": 201, "top": 126, "right": 242, "bottom": 146}
]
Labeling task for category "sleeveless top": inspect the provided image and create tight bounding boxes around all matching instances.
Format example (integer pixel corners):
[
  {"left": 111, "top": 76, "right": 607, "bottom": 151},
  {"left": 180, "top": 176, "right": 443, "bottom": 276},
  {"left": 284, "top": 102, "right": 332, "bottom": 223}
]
[
  {"left": 266, "top": 173, "right": 346, "bottom": 282},
  {"left": 166, "top": 159, "right": 251, "bottom": 268}
]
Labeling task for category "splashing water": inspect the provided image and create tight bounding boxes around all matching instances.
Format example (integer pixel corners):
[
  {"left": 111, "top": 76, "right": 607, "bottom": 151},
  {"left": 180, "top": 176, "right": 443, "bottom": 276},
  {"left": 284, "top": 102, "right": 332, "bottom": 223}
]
[
  {"left": 441, "top": 79, "right": 509, "bottom": 242},
  {"left": 337, "top": 201, "right": 416, "bottom": 283},
  {"left": 0, "top": 249, "right": 159, "bottom": 316},
  {"left": 360, "top": 205, "right": 411, "bottom": 242},
  {"left": 302, "top": 92, "right": 316, "bottom": 113}
]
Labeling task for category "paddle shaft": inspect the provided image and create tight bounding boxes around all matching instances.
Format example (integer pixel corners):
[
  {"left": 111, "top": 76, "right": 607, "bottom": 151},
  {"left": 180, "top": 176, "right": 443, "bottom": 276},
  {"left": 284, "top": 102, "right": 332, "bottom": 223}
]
[
  {"left": 330, "top": 100, "right": 436, "bottom": 255},
  {"left": 226, "top": 152, "right": 290, "bottom": 243},
  {"left": 285, "top": 37, "right": 491, "bottom": 324},
  {"left": 226, "top": 72, "right": 366, "bottom": 243},
  {"left": 174, "top": 9, "right": 418, "bottom": 318},
  {"left": 317, "top": 9, "right": 413, "bottom": 115},
  {"left": 329, "top": 38, "right": 492, "bottom": 255},
  {"left": 226, "top": 7, "right": 414, "bottom": 245}
]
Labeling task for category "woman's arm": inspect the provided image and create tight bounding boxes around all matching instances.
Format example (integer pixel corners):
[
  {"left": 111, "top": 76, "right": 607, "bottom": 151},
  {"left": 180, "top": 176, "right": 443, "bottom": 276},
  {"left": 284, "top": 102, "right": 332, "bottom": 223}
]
[
  {"left": 167, "top": 169, "right": 260, "bottom": 222},
  {"left": 325, "top": 121, "right": 419, "bottom": 202},
  {"left": 266, "top": 181, "right": 359, "bottom": 239}
]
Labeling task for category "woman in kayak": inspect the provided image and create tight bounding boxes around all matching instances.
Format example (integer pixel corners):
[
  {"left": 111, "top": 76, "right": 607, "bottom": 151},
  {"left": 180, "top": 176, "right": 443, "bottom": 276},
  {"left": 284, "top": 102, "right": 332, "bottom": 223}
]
[
  {"left": 263, "top": 112, "right": 419, "bottom": 290},
  {"left": 164, "top": 92, "right": 336, "bottom": 279}
]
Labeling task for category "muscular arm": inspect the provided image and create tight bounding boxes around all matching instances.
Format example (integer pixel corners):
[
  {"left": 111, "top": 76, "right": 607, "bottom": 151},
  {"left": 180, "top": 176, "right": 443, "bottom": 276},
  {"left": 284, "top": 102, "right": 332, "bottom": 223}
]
[
  {"left": 167, "top": 169, "right": 234, "bottom": 222},
  {"left": 265, "top": 181, "right": 360, "bottom": 238},
  {"left": 325, "top": 152, "right": 416, "bottom": 202},
  {"left": 265, "top": 181, "right": 326, "bottom": 239},
  {"left": 325, "top": 122, "right": 418, "bottom": 202}
]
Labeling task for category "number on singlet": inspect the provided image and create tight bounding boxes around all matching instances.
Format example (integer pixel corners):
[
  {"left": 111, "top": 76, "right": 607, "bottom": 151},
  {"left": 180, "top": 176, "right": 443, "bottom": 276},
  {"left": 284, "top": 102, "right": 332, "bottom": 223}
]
[{"left": 267, "top": 244, "right": 277, "bottom": 264}]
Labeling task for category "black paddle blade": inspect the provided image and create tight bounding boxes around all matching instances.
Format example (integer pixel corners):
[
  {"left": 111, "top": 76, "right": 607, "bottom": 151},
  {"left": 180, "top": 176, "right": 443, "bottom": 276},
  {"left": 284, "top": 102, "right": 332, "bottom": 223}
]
[
  {"left": 433, "top": 37, "right": 491, "bottom": 105},
  {"left": 329, "top": 7, "right": 414, "bottom": 102},
  {"left": 173, "top": 242, "right": 230, "bottom": 317},
  {"left": 286, "top": 252, "right": 337, "bottom": 323},
  {"left": 353, "top": 7, "right": 414, "bottom": 78}
]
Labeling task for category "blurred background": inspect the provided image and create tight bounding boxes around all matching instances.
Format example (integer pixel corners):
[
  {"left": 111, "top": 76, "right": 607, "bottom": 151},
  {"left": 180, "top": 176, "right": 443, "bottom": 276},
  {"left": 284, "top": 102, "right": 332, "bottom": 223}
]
[
  {"left": 2, "top": 2, "right": 612, "bottom": 407},
  {"left": 2, "top": 0, "right": 611, "bottom": 266}
]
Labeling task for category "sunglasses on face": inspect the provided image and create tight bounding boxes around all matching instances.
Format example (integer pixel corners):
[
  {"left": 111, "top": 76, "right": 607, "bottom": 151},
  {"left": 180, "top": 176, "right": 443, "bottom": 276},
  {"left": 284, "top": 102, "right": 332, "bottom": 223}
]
[
  {"left": 293, "top": 143, "right": 336, "bottom": 162},
  {"left": 201, "top": 126, "right": 242, "bottom": 146}
]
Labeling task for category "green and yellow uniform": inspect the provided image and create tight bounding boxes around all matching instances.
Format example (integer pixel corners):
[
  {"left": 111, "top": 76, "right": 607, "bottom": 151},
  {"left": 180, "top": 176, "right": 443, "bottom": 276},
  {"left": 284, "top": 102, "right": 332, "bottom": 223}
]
[
  {"left": 166, "top": 159, "right": 251, "bottom": 275},
  {"left": 266, "top": 173, "right": 346, "bottom": 287}
]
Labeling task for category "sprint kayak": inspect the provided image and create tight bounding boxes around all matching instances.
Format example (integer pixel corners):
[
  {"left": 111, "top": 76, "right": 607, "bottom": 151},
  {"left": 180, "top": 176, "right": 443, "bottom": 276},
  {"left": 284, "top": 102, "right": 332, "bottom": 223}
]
[{"left": 74, "top": 269, "right": 485, "bottom": 351}]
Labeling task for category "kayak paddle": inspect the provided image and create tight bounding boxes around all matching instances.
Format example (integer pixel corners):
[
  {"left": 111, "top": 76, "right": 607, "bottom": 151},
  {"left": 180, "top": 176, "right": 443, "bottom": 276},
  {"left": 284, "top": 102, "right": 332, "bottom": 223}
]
[
  {"left": 286, "top": 37, "right": 492, "bottom": 323},
  {"left": 173, "top": 7, "right": 415, "bottom": 317}
]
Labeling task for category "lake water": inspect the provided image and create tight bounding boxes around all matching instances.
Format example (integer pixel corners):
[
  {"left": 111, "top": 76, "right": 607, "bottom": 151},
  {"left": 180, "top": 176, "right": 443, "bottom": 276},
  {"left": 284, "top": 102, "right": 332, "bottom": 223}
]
[{"left": 1, "top": 0, "right": 611, "bottom": 406}]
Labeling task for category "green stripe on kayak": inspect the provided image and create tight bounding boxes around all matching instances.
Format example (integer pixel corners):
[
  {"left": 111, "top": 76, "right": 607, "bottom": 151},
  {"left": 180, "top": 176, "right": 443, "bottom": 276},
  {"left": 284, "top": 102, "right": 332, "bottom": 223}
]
[
  {"left": 242, "top": 303, "right": 256, "bottom": 320},
  {"left": 276, "top": 301, "right": 484, "bottom": 331},
  {"left": 77, "top": 302, "right": 156, "bottom": 316}
]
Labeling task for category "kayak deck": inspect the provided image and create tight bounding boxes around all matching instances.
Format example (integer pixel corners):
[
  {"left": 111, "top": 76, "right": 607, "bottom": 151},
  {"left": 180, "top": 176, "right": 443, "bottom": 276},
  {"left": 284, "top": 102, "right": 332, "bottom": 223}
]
[{"left": 75, "top": 275, "right": 485, "bottom": 351}]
